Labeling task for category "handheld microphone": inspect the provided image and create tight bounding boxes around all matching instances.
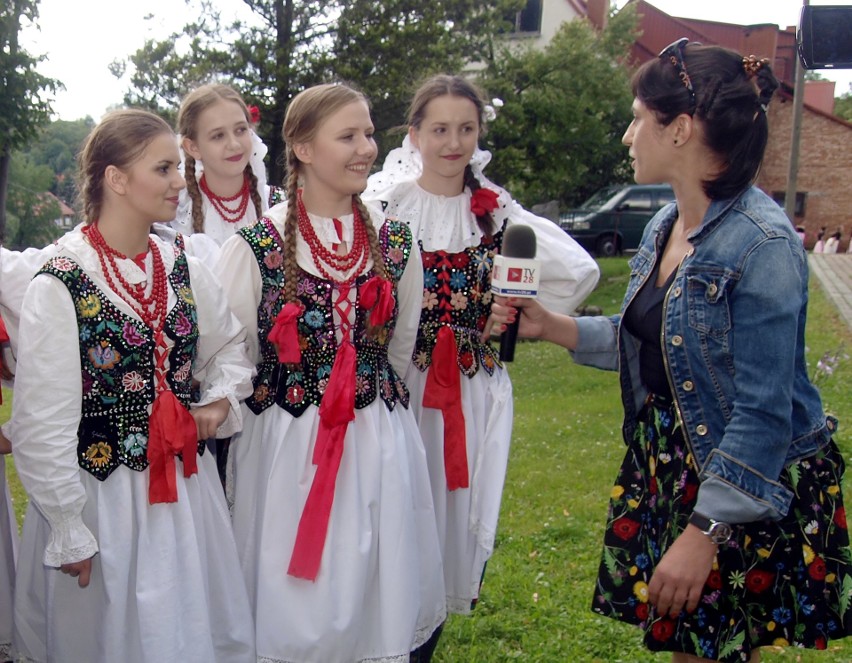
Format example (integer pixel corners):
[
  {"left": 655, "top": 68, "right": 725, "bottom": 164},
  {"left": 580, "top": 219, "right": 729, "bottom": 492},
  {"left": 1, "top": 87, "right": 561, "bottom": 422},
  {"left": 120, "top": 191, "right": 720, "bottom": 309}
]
[{"left": 491, "top": 224, "right": 538, "bottom": 362}]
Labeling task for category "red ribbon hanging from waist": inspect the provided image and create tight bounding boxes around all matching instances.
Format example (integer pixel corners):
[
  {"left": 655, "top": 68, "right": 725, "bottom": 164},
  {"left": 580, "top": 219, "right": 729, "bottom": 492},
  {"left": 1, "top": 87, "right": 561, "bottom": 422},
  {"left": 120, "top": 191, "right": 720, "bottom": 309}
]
[
  {"left": 422, "top": 326, "right": 469, "bottom": 490},
  {"left": 287, "top": 339, "right": 356, "bottom": 580},
  {"left": 147, "top": 389, "right": 199, "bottom": 503}
]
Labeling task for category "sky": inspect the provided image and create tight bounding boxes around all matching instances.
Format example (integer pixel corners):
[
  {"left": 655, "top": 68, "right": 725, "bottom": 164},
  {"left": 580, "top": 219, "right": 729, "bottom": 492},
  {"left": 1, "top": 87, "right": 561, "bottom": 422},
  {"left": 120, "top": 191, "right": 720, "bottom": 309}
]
[{"left": 19, "top": 0, "right": 852, "bottom": 122}]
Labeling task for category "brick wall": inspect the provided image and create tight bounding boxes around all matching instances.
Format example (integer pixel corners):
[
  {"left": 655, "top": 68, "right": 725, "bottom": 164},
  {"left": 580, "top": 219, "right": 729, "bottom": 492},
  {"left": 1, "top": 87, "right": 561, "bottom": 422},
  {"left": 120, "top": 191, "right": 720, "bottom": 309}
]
[{"left": 758, "top": 93, "right": 852, "bottom": 251}]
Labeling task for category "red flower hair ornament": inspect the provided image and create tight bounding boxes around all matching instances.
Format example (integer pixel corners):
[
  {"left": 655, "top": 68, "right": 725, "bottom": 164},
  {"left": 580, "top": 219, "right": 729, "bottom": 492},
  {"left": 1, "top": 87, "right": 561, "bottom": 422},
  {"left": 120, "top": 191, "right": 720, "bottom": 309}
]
[{"left": 470, "top": 188, "right": 499, "bottom": 216}]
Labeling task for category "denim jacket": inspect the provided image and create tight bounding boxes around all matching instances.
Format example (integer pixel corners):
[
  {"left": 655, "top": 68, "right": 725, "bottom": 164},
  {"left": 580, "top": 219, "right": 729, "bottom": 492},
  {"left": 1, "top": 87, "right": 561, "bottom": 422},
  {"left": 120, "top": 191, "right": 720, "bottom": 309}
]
[{"left": 572, "top": 186, "right": 837, "bottom": 523}]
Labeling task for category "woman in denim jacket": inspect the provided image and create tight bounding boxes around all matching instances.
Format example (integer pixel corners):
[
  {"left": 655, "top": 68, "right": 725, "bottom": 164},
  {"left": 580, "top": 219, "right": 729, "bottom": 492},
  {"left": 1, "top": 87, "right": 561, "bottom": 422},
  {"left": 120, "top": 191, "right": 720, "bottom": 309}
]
[{"left": 489, "top": 42, "right": 852, "bottom": 661}]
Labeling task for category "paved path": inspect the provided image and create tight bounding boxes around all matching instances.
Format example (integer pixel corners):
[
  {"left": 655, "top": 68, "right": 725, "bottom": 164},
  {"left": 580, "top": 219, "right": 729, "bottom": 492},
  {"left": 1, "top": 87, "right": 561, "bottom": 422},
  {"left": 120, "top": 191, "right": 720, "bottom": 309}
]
[{"left": 809, "top": 254, "right": 852, "bottom": 330}]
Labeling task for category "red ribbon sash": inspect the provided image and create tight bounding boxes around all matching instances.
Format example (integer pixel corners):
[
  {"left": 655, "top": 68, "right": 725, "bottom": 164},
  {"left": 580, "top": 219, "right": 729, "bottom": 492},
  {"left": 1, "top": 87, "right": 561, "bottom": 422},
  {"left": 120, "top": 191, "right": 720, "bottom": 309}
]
[
  {"left": 422, "top": 326, "right": 469, "bottom": 490},
  {"left": 287, "top": 340, "right": 356, "bottom": 580},
  {"left": 147, "top": 389, "right": 199, "bottom": 504}
]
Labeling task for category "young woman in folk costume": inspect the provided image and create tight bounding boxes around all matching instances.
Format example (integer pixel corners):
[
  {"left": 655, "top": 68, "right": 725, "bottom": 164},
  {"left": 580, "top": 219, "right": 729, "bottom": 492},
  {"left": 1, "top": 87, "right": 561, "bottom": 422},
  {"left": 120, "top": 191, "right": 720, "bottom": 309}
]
[
  {"left": 172, "top": 83, "right": 284, "bottom": 250},
  {"left": 365, "top": 74, "right": 599, "bottom": 659},
  {"left": 10, "top": 109, "right": 256, "bottom": 662},
  {"left": 217, "top": 82, "right": 445, "bottom": 663},
  {"left": 172, "top": 83, "right": 285, "bottom": 478}
]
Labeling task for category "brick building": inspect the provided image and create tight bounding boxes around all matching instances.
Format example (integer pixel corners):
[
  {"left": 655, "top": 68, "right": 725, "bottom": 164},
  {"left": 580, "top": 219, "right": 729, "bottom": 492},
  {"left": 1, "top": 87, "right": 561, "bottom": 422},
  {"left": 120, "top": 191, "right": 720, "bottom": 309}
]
[{"left": 626, "top": 0, "right": 852, "bottom": 250}]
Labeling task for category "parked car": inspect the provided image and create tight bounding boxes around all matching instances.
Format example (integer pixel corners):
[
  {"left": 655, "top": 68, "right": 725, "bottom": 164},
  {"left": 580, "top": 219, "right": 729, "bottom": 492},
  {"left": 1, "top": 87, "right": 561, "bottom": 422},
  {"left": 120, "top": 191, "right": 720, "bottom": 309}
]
[{"left": 558, "top": 184, "right": 675, "bottom": 256}]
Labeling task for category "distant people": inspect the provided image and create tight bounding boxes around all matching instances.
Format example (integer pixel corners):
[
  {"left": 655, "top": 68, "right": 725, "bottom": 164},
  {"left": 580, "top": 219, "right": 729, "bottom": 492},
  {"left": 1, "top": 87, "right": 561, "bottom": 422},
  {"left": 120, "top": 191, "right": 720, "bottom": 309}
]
[
  {"left": 365, "top": 74, "right": 599, "bottom": 662},
  {"left": 824, "top": 230, "right": 841, "bottom": 254},
  {"left": 848, "top": 231, "right": 852, "bottom": 254},
  {"left": 813, "top": 226, "right": 826, "bottom": 253},
  {"left": 795, "top": 225, "right": 806, "bottom": 243},
  {"left": 489, "top": 41, "right": 852, "bottom": 661},
  {"left": 10, "top": 109, "right": 256, "bottom": 662}
]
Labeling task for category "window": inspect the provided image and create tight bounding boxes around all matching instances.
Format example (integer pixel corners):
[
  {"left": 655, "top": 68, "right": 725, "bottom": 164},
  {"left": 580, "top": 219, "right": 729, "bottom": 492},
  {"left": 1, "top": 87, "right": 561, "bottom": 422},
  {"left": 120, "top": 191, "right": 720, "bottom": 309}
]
[
  {"left": 507, "top": 0, "right": 542, "bottom": 34},
  {"left": 620, "top": 191, "right": 652, "bottom": 211},
  {"left": 772, "top": 191, "right": 807, "bottom": 217}
]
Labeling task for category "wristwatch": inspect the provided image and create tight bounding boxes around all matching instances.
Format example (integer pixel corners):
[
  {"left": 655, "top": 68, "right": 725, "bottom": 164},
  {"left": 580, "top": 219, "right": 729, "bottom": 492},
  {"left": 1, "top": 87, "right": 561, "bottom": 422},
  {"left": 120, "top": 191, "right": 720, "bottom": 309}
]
[{"left": 688, "top": 511, "right": 733, "bottom": 545}]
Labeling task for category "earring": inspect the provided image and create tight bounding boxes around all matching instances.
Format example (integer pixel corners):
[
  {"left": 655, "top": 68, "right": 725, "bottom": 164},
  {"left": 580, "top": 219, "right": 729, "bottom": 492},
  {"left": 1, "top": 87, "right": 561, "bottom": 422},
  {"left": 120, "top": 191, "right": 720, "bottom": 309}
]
[{"left": 674, "top": 140, "right": 679, "bottom": 145}]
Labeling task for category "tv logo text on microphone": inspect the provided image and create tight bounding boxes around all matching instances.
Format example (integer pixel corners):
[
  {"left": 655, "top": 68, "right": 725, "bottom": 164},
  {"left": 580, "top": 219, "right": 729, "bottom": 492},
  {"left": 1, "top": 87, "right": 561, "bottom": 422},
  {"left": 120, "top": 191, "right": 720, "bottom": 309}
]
[{"left": 491, "top": 255, "right": 541, "bottom": 297}]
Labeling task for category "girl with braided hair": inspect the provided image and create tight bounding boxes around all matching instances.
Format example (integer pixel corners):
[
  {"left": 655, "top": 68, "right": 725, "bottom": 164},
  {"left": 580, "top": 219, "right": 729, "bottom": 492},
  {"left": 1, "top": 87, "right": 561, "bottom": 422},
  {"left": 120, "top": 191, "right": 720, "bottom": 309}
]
[
  {"left": 489, "top": 42, "right": 852, "bottom": 661},
  {"left": 10, "top": 109, "right": 255, "bottom": 662},
  {"left": 172, "top": 83, "right": 283, "bottom": 249},
  {"left": 366, "top": 74, "right": 599, "bottom": 660},
  {"left": 217, "top": 83, "right": 445, "bottom": 663},
  {"left": 174, "top": 83, "right": 284, "bottom": 479}
]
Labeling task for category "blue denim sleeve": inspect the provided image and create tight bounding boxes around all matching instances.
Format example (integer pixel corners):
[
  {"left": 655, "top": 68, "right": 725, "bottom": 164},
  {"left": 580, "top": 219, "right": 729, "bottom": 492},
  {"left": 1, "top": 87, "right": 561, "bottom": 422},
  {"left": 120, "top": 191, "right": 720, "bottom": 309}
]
[
  {"left": 694, "top": 236, "right": 802, "bottom": 522},
  {"left": 569, "top": 315, "right": 620, "bottom": 371}
]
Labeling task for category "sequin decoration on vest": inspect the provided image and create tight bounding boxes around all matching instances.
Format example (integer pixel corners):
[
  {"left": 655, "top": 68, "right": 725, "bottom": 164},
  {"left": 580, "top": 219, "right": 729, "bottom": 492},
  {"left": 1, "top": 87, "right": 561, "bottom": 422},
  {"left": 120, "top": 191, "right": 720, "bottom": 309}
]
[
  {"left": 413, "top": 229, "right": 505, "bottom": 378},
  {"left": 37, "top": 252, "right": 203, "bottom": 481},
  {"left": 240, "top": 216, "right": 412, "bottom": 416}
]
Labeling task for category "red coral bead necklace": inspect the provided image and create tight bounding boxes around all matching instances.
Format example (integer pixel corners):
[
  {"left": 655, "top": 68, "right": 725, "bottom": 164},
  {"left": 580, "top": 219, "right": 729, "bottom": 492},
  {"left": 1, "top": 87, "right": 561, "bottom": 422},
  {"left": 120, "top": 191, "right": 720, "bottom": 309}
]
[
  {"left": 82, "top": 223, "right": 168, "bottom": 333},
  {"left": 296, "top": 189, "right": 369, "bottom": 285},
  {"left": 199, "top": 173, "right": 250, "bottom": 223}
]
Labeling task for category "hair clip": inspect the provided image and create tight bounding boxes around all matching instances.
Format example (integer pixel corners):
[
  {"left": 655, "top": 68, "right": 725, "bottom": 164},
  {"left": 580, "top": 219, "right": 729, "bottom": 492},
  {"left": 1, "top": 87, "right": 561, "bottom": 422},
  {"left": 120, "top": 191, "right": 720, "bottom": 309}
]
[{"left": 742, "top": 55, "right": 770, "bottom": 79}]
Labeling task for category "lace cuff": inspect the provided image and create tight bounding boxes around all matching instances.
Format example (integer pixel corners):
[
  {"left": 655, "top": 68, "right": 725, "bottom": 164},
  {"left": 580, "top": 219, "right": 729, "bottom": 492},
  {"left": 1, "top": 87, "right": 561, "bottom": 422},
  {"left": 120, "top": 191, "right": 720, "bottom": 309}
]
[
  {"left": 43, "top": 514, "right": 99, "bottom": 567},
  {"left": 193, "top": 391, "right": 244, "bottom": 439},
  {"left": 215, "top": 392, "right": 244, "bottom": 439}
]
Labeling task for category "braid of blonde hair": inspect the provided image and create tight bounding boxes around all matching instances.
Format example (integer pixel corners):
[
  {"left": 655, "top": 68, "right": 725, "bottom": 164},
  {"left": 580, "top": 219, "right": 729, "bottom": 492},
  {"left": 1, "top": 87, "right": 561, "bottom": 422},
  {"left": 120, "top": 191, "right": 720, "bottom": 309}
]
[
  {"left": 246, "top": 163, "right": 263, "bottom": 221},
  {"left": 282, "top": 148, "right": 302, "bottom": 305},
  {"left": 184, "top": 156, "right": 205, "bottom": 233},
  {"left": 353, "top": 194, "right": 390, "bottom": 340},
  {"left": 353, "top": 195, "right": 388, "bottom": 281}
]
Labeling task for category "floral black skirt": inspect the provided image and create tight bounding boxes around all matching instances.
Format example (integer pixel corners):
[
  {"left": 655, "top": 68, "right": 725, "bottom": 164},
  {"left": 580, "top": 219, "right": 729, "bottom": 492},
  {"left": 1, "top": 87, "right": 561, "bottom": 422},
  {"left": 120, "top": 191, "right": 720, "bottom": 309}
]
[{"left": 592, "top": 396, "right": 852, "bottom": 661}]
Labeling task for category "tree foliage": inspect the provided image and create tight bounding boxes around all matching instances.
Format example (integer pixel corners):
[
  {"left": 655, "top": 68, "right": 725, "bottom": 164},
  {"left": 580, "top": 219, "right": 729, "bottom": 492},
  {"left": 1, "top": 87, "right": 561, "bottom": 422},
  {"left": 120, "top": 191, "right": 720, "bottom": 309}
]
[
  {"left": 19, "top": 117, "right": 95, "bottom": 204},
  {"left": 5, "top": 153, "right": 64, "bottom": 250},
  {"left": 0, "top": 0, "right": 62, "bottom": 241},
  {"left": 479, "top": 6, "right": 638, "bottom": 208},
  {"left": 835, "top": 85, "right": 852, "bottom": 123},
  {"left": 115, "top": 0, "right": 523, "bottom": 183}
]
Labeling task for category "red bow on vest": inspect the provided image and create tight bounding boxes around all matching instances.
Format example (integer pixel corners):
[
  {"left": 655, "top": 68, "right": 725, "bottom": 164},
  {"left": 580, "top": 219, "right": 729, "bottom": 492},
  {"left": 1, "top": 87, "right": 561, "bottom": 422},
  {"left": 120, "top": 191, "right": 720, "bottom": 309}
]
[
  {"left": 269, "top": 302, "right": 304, "bottom": 363},
  {"left": 360, "top": 275, "right": 394, "bottom": 327}
]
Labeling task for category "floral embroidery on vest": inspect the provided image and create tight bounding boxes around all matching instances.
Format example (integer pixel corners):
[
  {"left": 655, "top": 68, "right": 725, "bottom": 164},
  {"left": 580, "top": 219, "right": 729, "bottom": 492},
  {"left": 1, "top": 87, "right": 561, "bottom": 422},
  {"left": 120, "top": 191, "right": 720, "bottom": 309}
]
[
  {"left": 267, "top": 186, "right": 285, "bottom": 208},
  {"left": 413, "top": 229, "right": 504, "bottom": 377},
  {"left": 241, "top": 216, "right": 411, "bottom": 416},
  {"left": 38, "top": 250, "right": 203, "bottom": 481}
]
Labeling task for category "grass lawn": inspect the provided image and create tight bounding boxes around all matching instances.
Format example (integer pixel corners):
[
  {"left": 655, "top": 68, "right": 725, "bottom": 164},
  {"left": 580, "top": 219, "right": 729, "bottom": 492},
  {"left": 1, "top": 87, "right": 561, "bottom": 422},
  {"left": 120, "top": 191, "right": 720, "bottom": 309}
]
[{"left": 3, "top": 257, "right": 851, "bottom": 661}]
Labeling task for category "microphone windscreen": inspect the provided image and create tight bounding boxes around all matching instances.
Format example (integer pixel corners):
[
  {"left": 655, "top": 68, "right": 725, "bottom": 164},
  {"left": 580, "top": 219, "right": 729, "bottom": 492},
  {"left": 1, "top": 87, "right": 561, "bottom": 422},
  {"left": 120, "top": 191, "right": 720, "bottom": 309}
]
[{"left": 501, "top": 224, "right": 537, "bottom": 259}]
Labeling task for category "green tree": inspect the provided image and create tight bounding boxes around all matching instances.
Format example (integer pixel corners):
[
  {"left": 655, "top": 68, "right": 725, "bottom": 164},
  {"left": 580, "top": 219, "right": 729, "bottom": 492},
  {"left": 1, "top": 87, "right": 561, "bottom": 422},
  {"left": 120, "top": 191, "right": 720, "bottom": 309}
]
[
  {"left": 480, "top": 6, "right": 638, "bottom": 208},
  {"left": 0, "top": 0, "right": 62, "bottom": 242},
  {"left": 5, "top": 153, "right": 64, "bottom": 250},
  {"left": 19, "top": 117, "right": 95, "bottom": 204},
  {"left": 114, "top": 0, "right": 523, "bottom": 183},
  {"left": 834, "top": 85, "right": 852, "bottom": 123}
]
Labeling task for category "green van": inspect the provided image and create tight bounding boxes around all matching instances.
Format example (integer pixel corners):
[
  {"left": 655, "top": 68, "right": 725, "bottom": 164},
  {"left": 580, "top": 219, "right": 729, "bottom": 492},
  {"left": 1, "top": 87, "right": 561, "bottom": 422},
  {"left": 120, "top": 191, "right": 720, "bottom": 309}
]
[{"left": 558, "top": 184, "right": 675, "bottom": 256}]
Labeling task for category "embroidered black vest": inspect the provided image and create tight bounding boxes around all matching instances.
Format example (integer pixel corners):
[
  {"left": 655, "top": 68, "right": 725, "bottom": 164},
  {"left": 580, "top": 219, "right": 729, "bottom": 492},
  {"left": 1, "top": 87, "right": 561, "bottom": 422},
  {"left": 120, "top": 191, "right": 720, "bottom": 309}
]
[
  {"left": 412, "top": 230, "right": 505, "bottom": 378},
  {"left": 38, "top": 250, "right": 203, "bottom": 481},
  {"left": 241, "top": 217, "right": 412, "bottom": 416}
]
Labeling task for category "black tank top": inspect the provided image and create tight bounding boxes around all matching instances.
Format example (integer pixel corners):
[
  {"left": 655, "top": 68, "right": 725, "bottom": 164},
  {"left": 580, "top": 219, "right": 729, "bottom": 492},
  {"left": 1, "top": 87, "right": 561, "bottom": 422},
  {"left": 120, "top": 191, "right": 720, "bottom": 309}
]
[{"left": 623, "top": 260, "right": 676, "bottom": 399}]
